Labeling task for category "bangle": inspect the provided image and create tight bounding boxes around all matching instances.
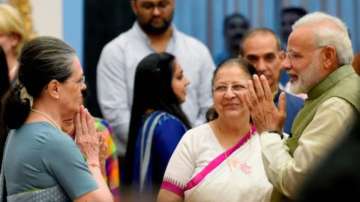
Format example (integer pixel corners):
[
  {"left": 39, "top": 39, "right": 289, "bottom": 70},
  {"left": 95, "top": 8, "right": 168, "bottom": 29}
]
[{"left": 88, "top": 163, "right": 100, "bottom": 168}]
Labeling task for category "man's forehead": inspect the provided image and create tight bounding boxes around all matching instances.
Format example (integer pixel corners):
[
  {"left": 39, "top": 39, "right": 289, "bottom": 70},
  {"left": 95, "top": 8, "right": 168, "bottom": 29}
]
[
  {"left": 243, "top": 34, "right": 278, "bottom": 52},
  {"left": 244, "top": 51, "right": 277, "bottom": 59},
  {"left": 136, "top": 0, "right": 172, "bottom": 3},
  {"left": 288, "top": 27, "right": 316, "bottom": 48}
]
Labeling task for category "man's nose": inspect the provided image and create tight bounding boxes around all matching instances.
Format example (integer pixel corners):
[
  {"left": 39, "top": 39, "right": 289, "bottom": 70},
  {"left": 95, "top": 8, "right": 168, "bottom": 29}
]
[
  {"left": 256, "top": 59, "right": 267, "bottom": 73},
  {"left": 282, "top": 56, "right": 292, "bottom": 70},
  {"left": 152, "top": 7, "right": 161, "bottom": 15}
]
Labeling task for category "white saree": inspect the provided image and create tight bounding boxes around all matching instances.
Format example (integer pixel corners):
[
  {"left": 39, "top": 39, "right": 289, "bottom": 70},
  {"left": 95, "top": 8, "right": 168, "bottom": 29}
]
[{"left": 161, "top": 123, "right": 272, "bottom": 202}]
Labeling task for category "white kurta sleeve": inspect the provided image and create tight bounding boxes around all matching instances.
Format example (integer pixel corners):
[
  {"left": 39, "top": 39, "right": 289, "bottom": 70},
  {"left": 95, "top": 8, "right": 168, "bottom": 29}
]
[{"left": 260, "top": 97, "right": 357, "bottom": 198}]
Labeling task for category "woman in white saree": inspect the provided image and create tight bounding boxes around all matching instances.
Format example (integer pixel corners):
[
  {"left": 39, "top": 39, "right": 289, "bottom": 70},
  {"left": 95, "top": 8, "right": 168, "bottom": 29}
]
[{"left": 158, "top": 58, "right": 273, "bottom": 202}]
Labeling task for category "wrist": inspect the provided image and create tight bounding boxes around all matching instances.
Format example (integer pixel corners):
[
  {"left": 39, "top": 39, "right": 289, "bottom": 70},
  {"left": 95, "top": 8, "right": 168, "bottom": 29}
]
[
  {"left": 87, "top": 160, "right": 100, "bottom": 168},
  {"left": 88, "top": 162, "right": 99, "bottom": 167},
  {"left": 265, "top": 130, "right": 284, "bottom": 139}
]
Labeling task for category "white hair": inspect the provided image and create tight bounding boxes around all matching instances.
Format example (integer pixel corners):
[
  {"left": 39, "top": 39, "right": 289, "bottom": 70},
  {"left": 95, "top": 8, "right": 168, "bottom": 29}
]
[{"left": 292, "top": 12, "right": 353, "bottom": 65}]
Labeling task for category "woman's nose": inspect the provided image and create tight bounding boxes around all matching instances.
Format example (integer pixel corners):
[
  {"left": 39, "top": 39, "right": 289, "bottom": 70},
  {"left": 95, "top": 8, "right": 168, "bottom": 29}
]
[{"left": 223, "top": 87, "right": 236, "bottom": 98}]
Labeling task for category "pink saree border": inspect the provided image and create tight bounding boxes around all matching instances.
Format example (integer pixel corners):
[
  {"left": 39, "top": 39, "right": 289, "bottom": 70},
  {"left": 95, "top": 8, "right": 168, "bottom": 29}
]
[
  {"left": 161, "top": 180, "right": 184, "bottom": 197},
  {"left": 184, "top": 125, "right": 256, "bottom": 191},
  {"left": 160, "top": 125, "right": 256, "bottom": 197}
]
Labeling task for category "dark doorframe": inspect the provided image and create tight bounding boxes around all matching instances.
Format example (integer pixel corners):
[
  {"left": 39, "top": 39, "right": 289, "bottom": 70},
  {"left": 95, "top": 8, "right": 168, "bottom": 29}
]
[{"left": 83, "top": 0, "right": 135, "bottom": 117}]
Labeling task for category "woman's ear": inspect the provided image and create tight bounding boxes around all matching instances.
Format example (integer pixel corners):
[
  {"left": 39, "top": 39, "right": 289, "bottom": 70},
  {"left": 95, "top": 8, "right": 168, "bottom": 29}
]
[
  {"left": 46, "top": 79, "right": 61, "bottom": 99},
  {"left": 9, "top": 33, "right": 20, "bottom": 48}
]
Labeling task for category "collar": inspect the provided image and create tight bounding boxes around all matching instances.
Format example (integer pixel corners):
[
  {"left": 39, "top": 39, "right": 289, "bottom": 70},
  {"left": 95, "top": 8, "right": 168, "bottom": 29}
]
[
  {"left": 133, "top": 22, "right": 177, "bottom": 51},
  {"left": 273, "top": 88, "right": 282, "bottom": 103},
  {"left": 307, "top": 65, "right": 355, "bottom": 100}
]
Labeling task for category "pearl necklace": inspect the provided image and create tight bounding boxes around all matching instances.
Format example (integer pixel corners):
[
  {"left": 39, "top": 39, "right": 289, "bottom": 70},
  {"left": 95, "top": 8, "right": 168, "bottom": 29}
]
[{"left": 31, "top": 109, "right": 61, "bottom": 131}]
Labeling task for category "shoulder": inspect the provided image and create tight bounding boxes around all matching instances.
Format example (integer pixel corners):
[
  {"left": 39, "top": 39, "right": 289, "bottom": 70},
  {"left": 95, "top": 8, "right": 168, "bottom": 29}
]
[
  {"left": 100, "top": 25, "right": 135, "bottom": 55},
  {"left": 284, "top": 92, "right": 304, "bottom": 106},
  {"left": 175, "top": 29, "right": 211, "bottom": 52},
  {"left": 16, "top": 123, "right": 79, "bottom": 160},
  {"left": 17, "top": 122, "right": 73, "bottom": 144},
  {"left": 157, "top": 112, "right": 185, "bottom": 127},
  {"left": 180, "top": 123, "right": 212, "bottom": 144},
  {"left": 101, "top": 33, "right": 129, "bottom": 54},
  {"left": 147, "top": 112, "right": 187, "bottom": 134},
  {"left": 43, "top": 130, "right": 79, "bottom": 156},
  {"left": 319, "top": 97, "right": 356, "bottom": 113}
]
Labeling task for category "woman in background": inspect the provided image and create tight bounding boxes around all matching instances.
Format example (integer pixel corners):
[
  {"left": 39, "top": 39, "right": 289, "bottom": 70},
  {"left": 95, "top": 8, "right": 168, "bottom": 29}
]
[
  {"left": 0, "top": 47, "right": 9, "bottom": 164},
  {"left": 0, "top": 4, "right": 27, "bottom": 81},
  {"left": 124, "top": 52, "right": 191, "bottom": 200}
]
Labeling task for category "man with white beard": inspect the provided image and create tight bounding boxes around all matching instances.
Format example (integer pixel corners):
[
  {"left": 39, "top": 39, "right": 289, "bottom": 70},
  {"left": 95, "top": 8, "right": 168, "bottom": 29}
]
[{"left": 244, "top": 12, "right": 360, "bottom": 201}]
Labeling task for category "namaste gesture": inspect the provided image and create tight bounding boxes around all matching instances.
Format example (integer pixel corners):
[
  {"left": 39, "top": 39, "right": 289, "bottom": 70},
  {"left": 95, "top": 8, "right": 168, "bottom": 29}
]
[{"left": 242, "top": 74, "right": 287, "bottom": 135}]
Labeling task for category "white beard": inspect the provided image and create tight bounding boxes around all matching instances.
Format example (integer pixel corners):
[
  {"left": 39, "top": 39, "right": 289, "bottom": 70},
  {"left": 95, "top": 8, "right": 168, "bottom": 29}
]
[{"left": 289, "top": 59, "right": 321, "bottom": 94}]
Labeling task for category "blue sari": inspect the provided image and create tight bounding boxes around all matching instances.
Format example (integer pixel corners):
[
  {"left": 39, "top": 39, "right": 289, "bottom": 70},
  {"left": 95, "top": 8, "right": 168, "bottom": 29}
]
[{"left": 131, "top": 111, "right": 188, "bottom": 194}]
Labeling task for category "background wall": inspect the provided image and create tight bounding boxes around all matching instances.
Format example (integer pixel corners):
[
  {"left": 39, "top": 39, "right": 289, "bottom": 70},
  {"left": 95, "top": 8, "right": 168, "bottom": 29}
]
[
  {"left": 173, "top": 0, "right": 360, "bottom": 57},
  {"left": 8, "top": 0, "right": 360, "bottom": 116},
  {"left": 30, "top": 0, "right": 63, "bottom": 39},
  {"left": 27, "top": 0, "right": 360, "bottom": 64}
]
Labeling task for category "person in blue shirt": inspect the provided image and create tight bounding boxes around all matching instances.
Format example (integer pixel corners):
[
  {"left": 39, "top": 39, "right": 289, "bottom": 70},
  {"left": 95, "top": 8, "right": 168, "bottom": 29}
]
[
  {"left": 123, "top": 52, "right": 191, "bottom": 199},
  {"left": 241, "top": 28, "right": 304, "bottom": 135},
  {"left": 280, "top": 7, "right": 307, "bottom": 87},
  {"left": 214, "top": 13, "right": 250, "bottom": 66}
]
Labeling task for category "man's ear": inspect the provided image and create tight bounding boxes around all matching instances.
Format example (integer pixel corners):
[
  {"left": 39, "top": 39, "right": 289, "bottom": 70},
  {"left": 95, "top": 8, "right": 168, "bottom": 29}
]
[
  {"left": 321, "top": 45, "right": 337, "bottom": 70},
  {"left": 130, "top": 0, "right": 138, "bottom": 15},
  {"left": 46, "top": 79, "right": 61, "bottom": 99}
]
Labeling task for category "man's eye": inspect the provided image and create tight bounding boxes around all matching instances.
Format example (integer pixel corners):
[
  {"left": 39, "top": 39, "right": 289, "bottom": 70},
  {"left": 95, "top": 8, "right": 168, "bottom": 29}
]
[
  {"left": 142, "top": 3, "right": 155, "bottom": 9},
  {"left": 265, "top": 54, "right": 276, "bottom": 62},
  {"left": 246, "top": 56, "right": 258, "bottom": 63}
]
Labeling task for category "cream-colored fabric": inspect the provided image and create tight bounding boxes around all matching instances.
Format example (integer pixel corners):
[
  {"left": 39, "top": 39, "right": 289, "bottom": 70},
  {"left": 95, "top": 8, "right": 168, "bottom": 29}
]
[
  {"left": 163, "top": 123, "right": 273, "bottom": 202},
  {"left": 260, "top": 97, "right": 357, "bottom": 198}
]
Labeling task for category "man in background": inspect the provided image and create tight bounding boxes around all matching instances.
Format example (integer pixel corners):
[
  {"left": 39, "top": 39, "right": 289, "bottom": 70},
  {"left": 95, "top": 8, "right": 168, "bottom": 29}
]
[
  {"left": 214, "top": 13, "right": 250, "bottom": 66},
  {"left": 280, "top": 6, "right": 307, "bottom": 88},
  {"left": 241, "top": 28, "right": 303, "bottom": 135},
  {"left": 97, "top": 0, "right": 214, "bottom": 160}
]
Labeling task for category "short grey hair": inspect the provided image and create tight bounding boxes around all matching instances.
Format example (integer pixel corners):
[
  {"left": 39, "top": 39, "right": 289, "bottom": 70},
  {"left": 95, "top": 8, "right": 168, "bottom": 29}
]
[{"left": 292, "top": 12, "right": 353, "bottom": 65}]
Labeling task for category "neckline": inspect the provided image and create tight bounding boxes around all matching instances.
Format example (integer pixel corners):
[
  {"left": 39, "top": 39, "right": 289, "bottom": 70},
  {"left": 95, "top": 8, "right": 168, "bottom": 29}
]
[
  {"left": 31, "top": 109, "right": 61, "bottom": 131},
  {"left": 208, "top": 122, "right": 254, "bottom": 151}
]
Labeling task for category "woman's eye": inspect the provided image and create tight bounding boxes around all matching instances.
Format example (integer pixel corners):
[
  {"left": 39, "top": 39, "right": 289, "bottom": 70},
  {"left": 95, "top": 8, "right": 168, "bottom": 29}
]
[
  {"left": 232, "top": 85, "right": 244, "bottom": 91},
  {"left": 215, "top": 86, "right": 227, "bottom": 91}
]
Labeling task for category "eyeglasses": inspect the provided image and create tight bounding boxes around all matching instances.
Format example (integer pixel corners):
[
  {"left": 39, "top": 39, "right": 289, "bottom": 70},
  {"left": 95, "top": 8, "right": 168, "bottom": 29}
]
[
  {"left": 284, "top": 46, "right": 325, "bottom": 64},
  {"left": 213, "top": 83, "right": 246, "bottom": 94},
  {"left": 66, "top": 75, "right": 86, "bottom": 85}
]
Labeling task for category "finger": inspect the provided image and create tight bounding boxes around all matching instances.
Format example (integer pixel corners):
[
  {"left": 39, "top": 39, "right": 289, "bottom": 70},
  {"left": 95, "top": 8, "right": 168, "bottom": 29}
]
[
  {"left": 75, "top": 111, "right": 81, "bottom": 139},
  {"left": 278, "top": 92, "right": 287, "bottom": 117},
  {"left": 247, "top": 80, "right": 258, "bottom": 106},
  {"left": 260, "top": 75, "right": 272, "bottom": 101},
  {"left": 240, "top": 91, "right": 250, "bottom": 109},
  {"left": 86, "top": 111, "right": 98, "bottom": 136},
  {"left": 81, "top": 107, "right": 88, "bottom": 136},
  {"left": 99, "top": 133, "right": 106, "bottom": 148},
  {"left": 253, "top": 75, "right": 265, "bottom": 100}
]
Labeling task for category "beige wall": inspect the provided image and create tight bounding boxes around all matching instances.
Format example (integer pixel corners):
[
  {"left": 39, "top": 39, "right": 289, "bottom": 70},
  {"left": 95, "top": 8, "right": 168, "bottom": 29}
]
[{"left": 30, "top": 0, "right": 63, "bottom": 39}]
